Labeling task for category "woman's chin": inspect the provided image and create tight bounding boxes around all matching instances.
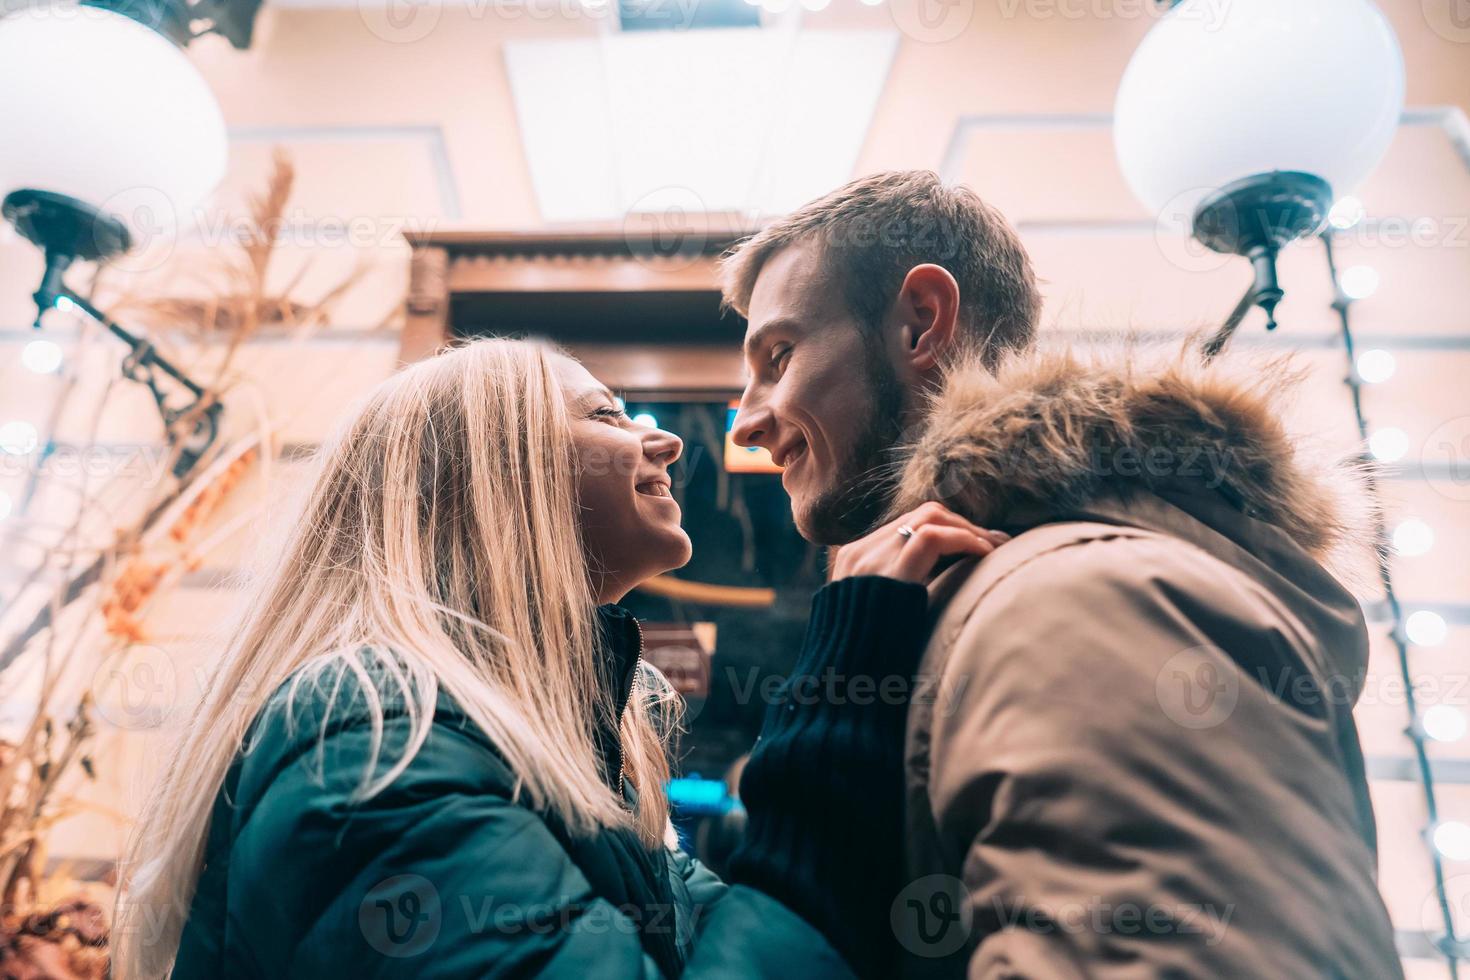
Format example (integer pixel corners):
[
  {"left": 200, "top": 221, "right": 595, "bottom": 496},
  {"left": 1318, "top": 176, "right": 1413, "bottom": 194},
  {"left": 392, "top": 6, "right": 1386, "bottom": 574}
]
[
  {"left": 658, "top": 525, "right": 694, "bottom": 570},
  {"left": 588, "top": 526, "right": 692, "bottom": 604},
  {"left": 610, "top": 534, "right": 692, "bottom": 603},
  {"left": 646, "top": 524, "right": 693, "bottom": 577}
]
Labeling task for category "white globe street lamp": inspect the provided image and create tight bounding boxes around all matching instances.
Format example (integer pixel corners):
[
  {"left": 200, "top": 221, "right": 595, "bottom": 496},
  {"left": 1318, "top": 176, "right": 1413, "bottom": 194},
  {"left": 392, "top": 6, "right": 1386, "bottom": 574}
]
[
  {"left": 0, "top": 2, "right": 230, "bottom": 248},
  {"left": 1114, "top": 0, "right": 1404, "bottom": 342},
  {"left": 0, "top": 0, "right": 258, "bottom": 480}
]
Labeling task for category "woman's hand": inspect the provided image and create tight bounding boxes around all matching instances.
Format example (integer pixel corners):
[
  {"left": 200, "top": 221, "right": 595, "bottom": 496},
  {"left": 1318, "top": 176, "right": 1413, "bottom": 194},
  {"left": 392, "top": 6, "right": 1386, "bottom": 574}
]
[{"left": 831, "top": 501, "right": 1009, "bottom": 585}]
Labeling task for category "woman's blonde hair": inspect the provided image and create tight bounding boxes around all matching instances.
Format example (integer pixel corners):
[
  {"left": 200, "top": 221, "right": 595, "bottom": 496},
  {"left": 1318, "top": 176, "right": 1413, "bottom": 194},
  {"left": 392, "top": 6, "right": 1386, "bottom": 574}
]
[{"left": 113, "top": 338, "right": 676, "bottom": 979}]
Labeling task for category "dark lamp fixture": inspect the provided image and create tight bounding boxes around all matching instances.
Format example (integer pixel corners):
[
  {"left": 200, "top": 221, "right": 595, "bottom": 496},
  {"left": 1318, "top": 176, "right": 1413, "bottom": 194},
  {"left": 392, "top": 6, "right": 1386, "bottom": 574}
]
[
  {"left": 3, "top": 190, "right": 221, "bottom": 480},
  {"left": 1193, "top": 171, "right": 1333, "bottom": 355}
]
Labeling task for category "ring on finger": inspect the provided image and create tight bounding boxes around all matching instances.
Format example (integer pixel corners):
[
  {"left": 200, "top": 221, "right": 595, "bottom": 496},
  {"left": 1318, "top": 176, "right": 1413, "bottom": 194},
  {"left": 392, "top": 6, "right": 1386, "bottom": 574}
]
[{"left": 896, "top": 524, "right": 916, "bottom": 541}]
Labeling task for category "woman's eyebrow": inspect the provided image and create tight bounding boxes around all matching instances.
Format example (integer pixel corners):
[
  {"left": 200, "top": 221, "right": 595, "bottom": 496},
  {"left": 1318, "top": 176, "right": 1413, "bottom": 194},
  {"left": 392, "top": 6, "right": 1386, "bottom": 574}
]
[{"left": 574, "top": 387, "right": 618, "bottom": 410}]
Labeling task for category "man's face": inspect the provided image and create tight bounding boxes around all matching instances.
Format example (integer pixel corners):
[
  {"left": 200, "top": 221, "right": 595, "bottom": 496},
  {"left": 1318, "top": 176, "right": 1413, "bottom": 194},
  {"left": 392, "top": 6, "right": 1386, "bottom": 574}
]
[{"left": 732, "top": 243, "right": 908, "bottom": 546}]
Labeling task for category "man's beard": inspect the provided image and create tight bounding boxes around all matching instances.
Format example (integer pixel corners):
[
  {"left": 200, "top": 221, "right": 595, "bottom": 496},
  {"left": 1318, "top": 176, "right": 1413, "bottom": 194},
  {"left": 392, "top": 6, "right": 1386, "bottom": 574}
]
[{"left": 800, "top": 343, "right": 909, "bottom": 546}]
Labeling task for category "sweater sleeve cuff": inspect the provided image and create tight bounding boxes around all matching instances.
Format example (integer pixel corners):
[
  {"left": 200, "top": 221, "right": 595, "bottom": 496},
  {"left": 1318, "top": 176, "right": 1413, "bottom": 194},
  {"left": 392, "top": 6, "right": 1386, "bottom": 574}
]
[{"left": 793, "top": 575, "right": 930, "bottom": 681}]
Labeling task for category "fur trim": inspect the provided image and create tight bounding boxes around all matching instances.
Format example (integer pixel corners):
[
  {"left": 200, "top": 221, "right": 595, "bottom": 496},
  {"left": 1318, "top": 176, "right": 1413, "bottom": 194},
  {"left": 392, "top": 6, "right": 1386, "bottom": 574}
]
[{"left": 891, "top": 341, "right": 1378, "bottom": 573}]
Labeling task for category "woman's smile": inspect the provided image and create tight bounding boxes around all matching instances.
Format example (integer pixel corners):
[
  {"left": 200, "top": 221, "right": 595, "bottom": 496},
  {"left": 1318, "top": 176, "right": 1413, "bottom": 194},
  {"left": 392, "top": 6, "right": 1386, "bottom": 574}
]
[{"left": 634, "top": 478, "right": 674, "bottom": 499}]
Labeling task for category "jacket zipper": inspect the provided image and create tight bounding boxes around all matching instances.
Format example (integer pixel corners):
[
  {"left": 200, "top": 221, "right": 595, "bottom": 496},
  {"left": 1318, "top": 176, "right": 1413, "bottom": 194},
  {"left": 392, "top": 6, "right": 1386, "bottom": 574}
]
[{"left": 617, "top": 616, "right": 644, "bottom": 802}]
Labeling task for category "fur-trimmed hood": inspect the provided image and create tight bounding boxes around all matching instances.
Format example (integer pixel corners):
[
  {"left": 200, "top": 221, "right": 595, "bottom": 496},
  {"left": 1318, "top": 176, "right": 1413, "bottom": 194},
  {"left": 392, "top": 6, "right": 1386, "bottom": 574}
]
[{"left": 892, "top": 342, "right": 1374, "bottom": 576}]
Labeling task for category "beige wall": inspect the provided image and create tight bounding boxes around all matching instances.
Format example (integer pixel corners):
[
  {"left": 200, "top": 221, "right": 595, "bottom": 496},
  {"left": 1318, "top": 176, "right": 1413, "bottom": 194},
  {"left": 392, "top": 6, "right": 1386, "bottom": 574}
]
[{"left": 0, "top": 1, "right": 1467, "bottom": 970}]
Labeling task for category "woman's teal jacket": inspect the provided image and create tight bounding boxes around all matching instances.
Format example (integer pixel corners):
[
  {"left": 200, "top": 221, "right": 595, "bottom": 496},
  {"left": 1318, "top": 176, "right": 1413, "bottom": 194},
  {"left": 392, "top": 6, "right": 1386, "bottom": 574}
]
[{"left": 172, "top": 581, "right": 926, "bottom": 978}]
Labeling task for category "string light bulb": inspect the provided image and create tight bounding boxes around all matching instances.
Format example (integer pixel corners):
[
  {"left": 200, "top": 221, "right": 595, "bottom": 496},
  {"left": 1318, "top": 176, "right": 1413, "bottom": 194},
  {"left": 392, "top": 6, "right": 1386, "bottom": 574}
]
[
  {"left": 21, "top": 338, "right": 63, "bottom": 374},
  {"left": 1422, "top": 705, "right": 1468, "bottom": 744},
  {"left": 1367, "top": 427, "right": 1408, "bottom": 462},
  {"left": 1354, "top": 348, "right": 1395, "bottom": 384},
  {"left": 1392, "top": 519, "right": 1434, "bottom": 557},
  {"left": 1433, "top": 821, "right": 1470, "bottom": 861},
  {"left": 1340, "top": 265, "right": 1380, "bottom": 300},
  {"left": 0, "top": 420, "right": 37, "bottom": 455},
  {"left": 1406, "top": 610, "right": 1449, "bottom": 647},
  {"left": 1329, "top": 196, "right": 1366, "bottom": 230}
]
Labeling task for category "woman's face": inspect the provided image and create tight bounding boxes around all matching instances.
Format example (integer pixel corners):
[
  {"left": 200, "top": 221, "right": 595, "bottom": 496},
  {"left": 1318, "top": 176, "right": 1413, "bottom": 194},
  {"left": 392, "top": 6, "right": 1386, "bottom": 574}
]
[{"left": 554, "top": 355, "right": 692, "bottom": 603}]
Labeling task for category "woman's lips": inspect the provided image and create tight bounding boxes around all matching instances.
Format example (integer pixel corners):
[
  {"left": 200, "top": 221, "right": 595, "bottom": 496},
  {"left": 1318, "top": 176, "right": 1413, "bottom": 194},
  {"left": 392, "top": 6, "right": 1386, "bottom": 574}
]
[{"left": 635, "top": 481, "right": 673, "bottom": 498}]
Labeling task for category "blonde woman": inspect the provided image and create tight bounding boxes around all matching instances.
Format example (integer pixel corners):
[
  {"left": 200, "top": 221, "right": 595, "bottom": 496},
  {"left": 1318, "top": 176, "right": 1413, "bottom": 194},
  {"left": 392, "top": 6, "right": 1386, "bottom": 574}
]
[{"left": 114, "top": 339, "right": 997, "bottom": 979}]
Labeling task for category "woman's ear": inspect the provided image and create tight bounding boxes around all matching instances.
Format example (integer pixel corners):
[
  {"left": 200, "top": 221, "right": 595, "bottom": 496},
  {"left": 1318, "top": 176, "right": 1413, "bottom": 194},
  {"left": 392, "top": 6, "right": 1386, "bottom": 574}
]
[{"left": 894, "top": 264, "right": 961, "bottom": 374}]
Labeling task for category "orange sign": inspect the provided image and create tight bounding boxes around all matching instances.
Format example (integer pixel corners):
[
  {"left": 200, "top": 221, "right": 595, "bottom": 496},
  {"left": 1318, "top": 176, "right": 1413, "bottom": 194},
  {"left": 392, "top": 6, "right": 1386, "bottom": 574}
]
[{"left": 723, "top": 401, "right": 781, "bottom": 474}]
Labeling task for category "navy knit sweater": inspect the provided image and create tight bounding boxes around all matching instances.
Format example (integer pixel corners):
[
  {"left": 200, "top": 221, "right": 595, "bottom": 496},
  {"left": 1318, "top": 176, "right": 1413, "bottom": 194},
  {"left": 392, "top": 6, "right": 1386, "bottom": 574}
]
[{"left": 728, "top": 575, "right": 930, "bottom": 978}]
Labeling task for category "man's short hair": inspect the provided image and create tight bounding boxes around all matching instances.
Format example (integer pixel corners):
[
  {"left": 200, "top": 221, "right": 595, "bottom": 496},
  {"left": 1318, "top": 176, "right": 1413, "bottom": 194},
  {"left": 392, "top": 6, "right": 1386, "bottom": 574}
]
[{"left": 720, "top": 170, "right": 1041, "bottom": 368}]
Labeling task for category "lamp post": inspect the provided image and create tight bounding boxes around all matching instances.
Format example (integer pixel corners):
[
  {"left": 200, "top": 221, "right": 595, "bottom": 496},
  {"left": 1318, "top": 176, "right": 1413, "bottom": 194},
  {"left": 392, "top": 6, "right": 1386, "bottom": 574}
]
[
  {"left": 0, "top": 0, "right": 256, "bottom": 478},
  {"left": 2, "top": 190, "right": 222, "bottom": 478},
  {"left": 1114, "top": 0, "right": 1404, "bottom": 351}
]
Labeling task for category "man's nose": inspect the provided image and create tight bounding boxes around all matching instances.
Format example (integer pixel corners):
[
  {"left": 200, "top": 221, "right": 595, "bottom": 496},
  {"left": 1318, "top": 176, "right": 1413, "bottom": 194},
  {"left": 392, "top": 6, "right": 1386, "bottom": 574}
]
[{"left": 731, "top": 395, "right": 772, "bottom": 449}]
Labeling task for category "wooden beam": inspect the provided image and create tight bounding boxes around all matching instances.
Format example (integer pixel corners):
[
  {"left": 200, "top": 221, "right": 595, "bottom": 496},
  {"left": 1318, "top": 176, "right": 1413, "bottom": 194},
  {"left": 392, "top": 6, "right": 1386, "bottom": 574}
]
[
  {"left": 446, "top": 252, "right": 723, "bottom": 294},
  {"left": 398, "top": 245, "right": 451, "bottom": 365},
  {"left": 570, "top": 343, "right": 744, "bottom": 394},
  {"left": 403, "top": 225, "right": 754, "bottom": 258}
]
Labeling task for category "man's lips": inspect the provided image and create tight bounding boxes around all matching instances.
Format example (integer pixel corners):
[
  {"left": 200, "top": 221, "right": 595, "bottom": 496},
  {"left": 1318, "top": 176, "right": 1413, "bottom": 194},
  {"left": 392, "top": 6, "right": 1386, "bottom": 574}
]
[
  {"left": 778, "top": 443, "right": 808, "bottom": 490},
  {"left": 772, "top": 440, "right": 807, "bottom": 469}
]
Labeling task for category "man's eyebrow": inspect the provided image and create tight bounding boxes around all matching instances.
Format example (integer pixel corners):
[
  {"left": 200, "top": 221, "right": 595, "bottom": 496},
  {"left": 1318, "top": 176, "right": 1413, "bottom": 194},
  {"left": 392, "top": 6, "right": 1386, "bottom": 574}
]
[{"left": 742, "top": 318, "right": 798, "bottom": 363}]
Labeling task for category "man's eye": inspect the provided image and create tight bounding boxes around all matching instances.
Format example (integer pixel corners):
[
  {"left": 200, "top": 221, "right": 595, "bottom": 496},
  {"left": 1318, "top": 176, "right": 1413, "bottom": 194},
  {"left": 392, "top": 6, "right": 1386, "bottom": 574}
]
[{"left": 770, "top": 346, "right": 792, "bottom": 372}]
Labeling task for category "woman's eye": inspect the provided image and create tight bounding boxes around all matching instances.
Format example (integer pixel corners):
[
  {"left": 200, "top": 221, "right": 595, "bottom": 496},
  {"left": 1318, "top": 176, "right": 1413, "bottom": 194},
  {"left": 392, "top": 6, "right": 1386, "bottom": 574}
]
[{"left": 591, "top": 406, "right": 626, "bottom": 423}]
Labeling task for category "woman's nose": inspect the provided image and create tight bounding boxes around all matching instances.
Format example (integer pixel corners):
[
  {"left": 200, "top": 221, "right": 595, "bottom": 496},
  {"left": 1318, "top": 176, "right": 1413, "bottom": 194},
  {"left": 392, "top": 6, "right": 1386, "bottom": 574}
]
[{"left": 645, "top": 425, "right": 682, "bottom": 466}]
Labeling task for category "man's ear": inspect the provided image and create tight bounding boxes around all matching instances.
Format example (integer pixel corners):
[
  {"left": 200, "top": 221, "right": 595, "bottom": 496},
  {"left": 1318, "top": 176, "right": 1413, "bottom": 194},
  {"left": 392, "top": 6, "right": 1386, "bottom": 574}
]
[{"left": 894, "top": 264, "right": 960, "bottom": 375}]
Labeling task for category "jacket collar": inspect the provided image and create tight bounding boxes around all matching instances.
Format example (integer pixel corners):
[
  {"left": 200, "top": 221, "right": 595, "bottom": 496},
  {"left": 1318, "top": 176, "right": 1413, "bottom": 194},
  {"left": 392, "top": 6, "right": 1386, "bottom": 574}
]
[
  {"left": 594, "top": 603, "right": 644, "bottom": 792},
  {"left": 891, "top": 342, "right": 1375, "bottom": 576}
]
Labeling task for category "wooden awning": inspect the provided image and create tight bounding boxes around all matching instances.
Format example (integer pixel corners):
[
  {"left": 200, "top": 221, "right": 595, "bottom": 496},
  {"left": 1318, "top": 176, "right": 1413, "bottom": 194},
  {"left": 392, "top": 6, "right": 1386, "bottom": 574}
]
[{"left": 400, "top": 227, "right": 758, "bottom": 394}]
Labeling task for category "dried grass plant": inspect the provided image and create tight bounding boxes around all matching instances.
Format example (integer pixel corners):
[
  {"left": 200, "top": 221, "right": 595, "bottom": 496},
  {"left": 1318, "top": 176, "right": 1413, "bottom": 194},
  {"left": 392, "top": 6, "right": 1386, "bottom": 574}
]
[{"left": 0, "top": 151, "right": 378, "bottom": 973}]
